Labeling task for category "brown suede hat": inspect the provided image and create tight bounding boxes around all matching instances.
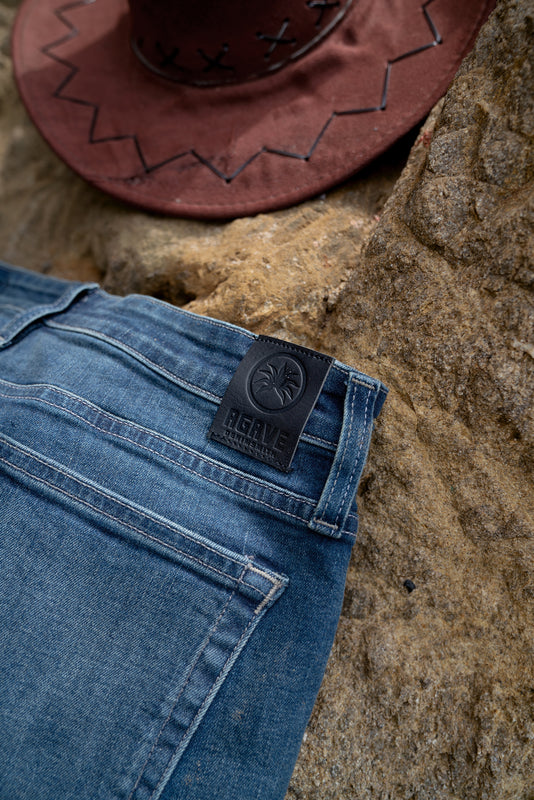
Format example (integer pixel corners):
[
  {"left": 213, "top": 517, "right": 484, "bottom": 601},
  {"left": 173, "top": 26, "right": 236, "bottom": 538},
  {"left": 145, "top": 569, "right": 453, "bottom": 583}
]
[{"left": 12, "top": 0, "right": 495, "bottom": 219}]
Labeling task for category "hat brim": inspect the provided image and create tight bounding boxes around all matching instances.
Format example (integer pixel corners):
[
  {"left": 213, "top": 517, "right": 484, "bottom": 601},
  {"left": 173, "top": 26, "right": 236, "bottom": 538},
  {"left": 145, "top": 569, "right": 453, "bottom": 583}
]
[{"left": 12, "top": 0, "right": 494, "bottom": 219}]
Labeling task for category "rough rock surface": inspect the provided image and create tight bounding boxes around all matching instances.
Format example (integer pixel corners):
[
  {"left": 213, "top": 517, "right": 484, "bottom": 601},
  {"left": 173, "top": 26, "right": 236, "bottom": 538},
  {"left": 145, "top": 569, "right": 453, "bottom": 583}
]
[
  {"left": 1, "top": 1, "right": 533, "bottom": 799},
  {"left": 290, "top": 2, "right": 534, "bottom": 798}
]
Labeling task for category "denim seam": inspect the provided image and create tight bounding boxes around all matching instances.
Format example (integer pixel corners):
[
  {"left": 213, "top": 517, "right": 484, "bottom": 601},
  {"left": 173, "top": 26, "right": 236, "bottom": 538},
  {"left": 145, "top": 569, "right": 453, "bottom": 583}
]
[
  {"left": 0, "top": 266, "right": 93, "bottom": 293},
  {"left": 0, "top": 303, "right": 25, "bottom": 314},
  {"left": 147, "top": 601, "right": 260, "bottom": 800},
  {"left": 45, "top": 318, "right": 376, "bottom": 409},
  {"left": 303, "top": 432, "right": 336, "bottom": 448},
  {"left": 44, "top": 319, "right": 223, "bottom": 403},
  {"left": 1, "top": 386, "right": 358, "bottom": 531},
  {"left": 144, "top": 296, "right": 257, "bottom": 340},
  {"left": 143, "top": 301, "right": 377, "bottom": 396},
  {"left": 0, "top": 388, "right": 324, "bottom": 525},
  {"left": 313, "top": 378, "right": 372, "bottom": 530},
  {"left": 143, "top": 296, "right": 374, "bottom": 398},
  {"left": 0, "top": 369, "right": 337, "bottom": 452},
  {"left": 0, "top": 449, "right": 273, "bottom": 598},
  {"left": 313, "top": 377, "right": 358, "bottom": 530},
  {"left": 43, "top": 320, "right": 347, "bottom": 450},
  {"left": 127, "top": 572, "right": 243, "bottom": 800},
  {"left": 312, "top": 519, "right": 338, "bottom": 531},
  {"left": 0, "top": 384, "right": 314, "bottom": 505},
  {"left": 0, "top": 286, "right": 96, "bottom": 342},
  {"left": 141, "top": 299, "right": 371, "bottom": 391},
  {"left": 334, "top": 383, "right": 372, "bottom": 528},
  {"left": 246, "top": 555, "right": 287, "bottom": 614},
  {"left": 350, "top": 377, "right": 379, "bottom": 391}
]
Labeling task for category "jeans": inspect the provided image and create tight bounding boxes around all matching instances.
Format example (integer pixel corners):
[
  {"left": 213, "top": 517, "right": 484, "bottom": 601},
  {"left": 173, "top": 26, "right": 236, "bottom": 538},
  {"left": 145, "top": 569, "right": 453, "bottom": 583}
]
[{"left": 0, "top": 262, "right": 386, "bottom": 800}]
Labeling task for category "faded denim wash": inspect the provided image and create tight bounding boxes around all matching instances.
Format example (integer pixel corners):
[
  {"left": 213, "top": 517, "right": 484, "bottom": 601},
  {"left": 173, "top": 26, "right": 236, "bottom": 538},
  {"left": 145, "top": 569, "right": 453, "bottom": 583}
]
[{"left": 0, "top": 263, "right": 386, "bottom": 800}]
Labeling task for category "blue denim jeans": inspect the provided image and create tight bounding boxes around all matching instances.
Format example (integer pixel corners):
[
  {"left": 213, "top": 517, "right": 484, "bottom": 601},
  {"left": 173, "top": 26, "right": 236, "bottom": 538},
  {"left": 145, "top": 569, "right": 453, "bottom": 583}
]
[{"left": 0, "top": 262, "right": 386, "bottom": 800}]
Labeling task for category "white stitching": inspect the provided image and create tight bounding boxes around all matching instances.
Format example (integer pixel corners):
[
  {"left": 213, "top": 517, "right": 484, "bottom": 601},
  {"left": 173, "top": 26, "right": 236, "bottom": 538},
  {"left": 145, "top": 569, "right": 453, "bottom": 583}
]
[
  {"left": 0, "top": 285, "right": 96, "bottom": 339},
  {"left": 146, "top": 606, "right": 260, "bottom": 800},
  {"left": 1, "top": 383, "right": 360, "bottom": 535},
  {"left": 313, "top": 378, "right": 372, "bottom": 531},
  {"left": 138, "top": 305, "right": 378, "bottom": 393},
  {"left": 254, "top": 575, "right": 284, "bottom": 615},
  {"left": 143, "top": 296, "right": 256, "bottom": 339},
  {"left": 44, "top": 320, "right": 222, "bottom": 403},
  {"left": 313, "top": 519, "right": 338, "bottom": 530},
  {"left": 43, "top": 321, "right": 352, "bottom": 450},
  {"left": 313, "top": 379, "right": 357, "bottom": 530},
  {"left": 128, "top": 573, "right": 243, "bottom": 800},
  {"left": 301, "top": 431, "right": 336, "bottom": 448},
  {"left": 0, "top": 446, "right": 272, "bottom": 597},
  {"left": 0, "top": 383, "right": 318, "bottom": 515},
  {"left": 333, "top": 385, "right": 371, "bottom": 528},
  {"left": 0, "top": 383, "right": 313, "bottom": 502},
  {"left": 349, "top": 376, "right": 378, "bottom": 391},
  {"left": 0, "top": 455, "right": 266, "bottom": 597}
]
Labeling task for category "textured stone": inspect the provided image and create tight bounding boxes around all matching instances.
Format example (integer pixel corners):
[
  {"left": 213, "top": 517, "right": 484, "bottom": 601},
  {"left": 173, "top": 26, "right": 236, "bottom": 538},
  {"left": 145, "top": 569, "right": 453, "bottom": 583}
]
[
  {"left": 0, "top": 132, "right": 403, "bottom": 341},
  {"left": 288, "top": 2, "right": 534, "bottom": 798},
  {"left": 1, "top": 1, "right": 533, "bottom": 799}
]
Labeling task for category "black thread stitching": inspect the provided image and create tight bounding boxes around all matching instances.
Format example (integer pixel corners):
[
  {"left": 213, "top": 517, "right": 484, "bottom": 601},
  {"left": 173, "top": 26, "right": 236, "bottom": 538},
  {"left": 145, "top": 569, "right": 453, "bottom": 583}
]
[
  {"left": 41, "top": 0, "right": 443, "bottom": 184},
  {"left": 129, "top": 7, "right": 345, "bottom": 82},
  {"left": 257, "top": 336, "right": 332, "bottom": 363},
  {"left": 42, "top": 0, "right": 149, "bottom": 170},
  {"left": 256, "top": 19, "right": 296, "bottom": 60},
  {"left": 306, "top": 1, "right": 341, "bottom": 28},
  {"left": 198, "top": 43, "right": 235, "bottom": 73},
  {"left": 155, "top": 41, "right": 183, "bottom": 70}
]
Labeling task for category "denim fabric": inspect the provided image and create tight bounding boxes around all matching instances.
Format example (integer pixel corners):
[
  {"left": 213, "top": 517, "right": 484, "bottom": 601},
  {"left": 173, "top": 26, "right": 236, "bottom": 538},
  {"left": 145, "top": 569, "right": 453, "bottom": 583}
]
[{"left": 0, "top": 262, "right": 387, "bottom": 800}]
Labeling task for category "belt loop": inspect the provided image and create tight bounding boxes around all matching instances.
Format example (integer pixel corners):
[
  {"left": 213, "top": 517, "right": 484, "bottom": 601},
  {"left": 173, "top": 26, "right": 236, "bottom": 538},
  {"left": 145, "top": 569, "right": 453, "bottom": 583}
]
[
  {"left": 308, "top": 374, "right": 381, "bottom": 539},
  {"left": 0, "top": 263, "right": 99, "bottom": 350}
]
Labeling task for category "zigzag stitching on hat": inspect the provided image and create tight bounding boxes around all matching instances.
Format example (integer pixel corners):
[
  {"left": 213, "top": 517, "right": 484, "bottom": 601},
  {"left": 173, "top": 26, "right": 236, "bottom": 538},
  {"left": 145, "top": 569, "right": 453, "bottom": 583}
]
[
  {"left": 42, "top": 0, "right": 442, "bottom": 185},
  {"left": 42, "top": 0, "right": 151, "bottom": 171}
]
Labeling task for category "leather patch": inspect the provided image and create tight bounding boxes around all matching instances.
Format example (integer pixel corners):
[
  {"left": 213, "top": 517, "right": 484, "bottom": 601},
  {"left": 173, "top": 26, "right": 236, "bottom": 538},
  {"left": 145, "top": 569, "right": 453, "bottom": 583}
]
[{"left": 209, "top": 336, "right": 333, "bottom": 471}]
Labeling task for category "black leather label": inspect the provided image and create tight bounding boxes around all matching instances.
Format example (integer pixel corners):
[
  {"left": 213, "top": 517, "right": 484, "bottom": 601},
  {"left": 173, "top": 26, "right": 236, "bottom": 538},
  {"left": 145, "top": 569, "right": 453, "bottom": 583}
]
[{"left": 208, "top": 336, "right": 333, "bottom": 472}]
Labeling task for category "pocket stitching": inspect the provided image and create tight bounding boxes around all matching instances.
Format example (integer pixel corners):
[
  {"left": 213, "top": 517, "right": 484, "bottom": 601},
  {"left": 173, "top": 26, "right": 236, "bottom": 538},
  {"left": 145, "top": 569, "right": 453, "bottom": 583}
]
[
  {"left": 0, "top": 445, "right": 273, "bottom": 599},
  {"left": 126, "top": 566, "right": 246, "bottom": 800},
  {"left": 147, "top": 616, "right": 257, "bottom": 800},
  {"left": 0, "top": 383, "right": 318, "bottom": 526}
]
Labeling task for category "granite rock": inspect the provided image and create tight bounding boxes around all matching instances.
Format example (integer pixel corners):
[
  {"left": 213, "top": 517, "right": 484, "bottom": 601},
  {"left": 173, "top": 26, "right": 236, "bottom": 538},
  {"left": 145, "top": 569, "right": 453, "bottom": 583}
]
[{"left": 289, "top": 2, "right": 534, "bottom": 798}]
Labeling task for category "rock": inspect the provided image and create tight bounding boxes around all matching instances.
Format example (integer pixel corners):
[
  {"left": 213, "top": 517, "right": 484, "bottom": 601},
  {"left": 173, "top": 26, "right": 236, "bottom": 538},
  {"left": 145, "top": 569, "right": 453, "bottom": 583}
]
[
  {"left": 1, "top": 1, "right": 533, "bottom": 799},
  {"left": 288, "top": 2, "right": 534, "bottom": 798}
]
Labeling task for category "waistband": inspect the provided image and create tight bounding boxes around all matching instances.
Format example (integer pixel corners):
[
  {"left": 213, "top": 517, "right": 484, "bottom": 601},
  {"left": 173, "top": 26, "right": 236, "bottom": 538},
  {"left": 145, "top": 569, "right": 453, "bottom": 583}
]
[{"left": 0, "top": 262, "right": 387, "bottom": 538}]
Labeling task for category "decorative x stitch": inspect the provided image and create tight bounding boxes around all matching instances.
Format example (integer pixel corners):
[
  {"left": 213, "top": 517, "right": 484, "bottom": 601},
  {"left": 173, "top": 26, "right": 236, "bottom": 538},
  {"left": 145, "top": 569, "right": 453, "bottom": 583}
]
[
  {"left": 256, "top": 18, "right": 297, "bottom": 59},
  {"left": 155, "top": 41, "right": 182, "bottom": 69},
  {"left": 198, "top": 42, "right": 235, "bottom": 73},
  {"left": 306, "top": 1, "right": 341, "bottom": 28}
]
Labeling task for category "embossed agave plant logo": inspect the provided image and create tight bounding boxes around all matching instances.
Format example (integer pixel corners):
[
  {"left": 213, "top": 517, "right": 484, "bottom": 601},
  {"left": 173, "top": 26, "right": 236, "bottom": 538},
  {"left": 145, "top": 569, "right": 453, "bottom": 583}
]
[
  {"left": 249, "top": 354, "right": 306, "bottom": 411},
  {"left": 255, "top": 361, "right": 300, "bottom": 403}
]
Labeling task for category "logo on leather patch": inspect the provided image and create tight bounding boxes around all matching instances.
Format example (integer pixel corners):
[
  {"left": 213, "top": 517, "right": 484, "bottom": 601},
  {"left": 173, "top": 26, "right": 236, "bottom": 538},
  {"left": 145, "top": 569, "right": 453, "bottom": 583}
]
[
  {"left": 209, "top": 336, "right": 333, "bottom": 471},
  {"left": 249, "top": 354, "right": 306, "bottom": 411}
]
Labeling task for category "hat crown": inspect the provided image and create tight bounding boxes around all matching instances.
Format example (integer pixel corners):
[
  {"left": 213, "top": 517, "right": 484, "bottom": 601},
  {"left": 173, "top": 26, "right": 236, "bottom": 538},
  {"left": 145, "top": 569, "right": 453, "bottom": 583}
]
[{"left": 128, "top": 0, "right": 352, "bottom": 85}]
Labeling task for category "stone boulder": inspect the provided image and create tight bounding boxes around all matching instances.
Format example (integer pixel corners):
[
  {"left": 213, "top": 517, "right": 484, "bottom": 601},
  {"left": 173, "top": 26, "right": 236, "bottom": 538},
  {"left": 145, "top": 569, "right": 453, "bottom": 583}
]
[{"left": 291, "top": 2, "right": 534, "bottom": 798}]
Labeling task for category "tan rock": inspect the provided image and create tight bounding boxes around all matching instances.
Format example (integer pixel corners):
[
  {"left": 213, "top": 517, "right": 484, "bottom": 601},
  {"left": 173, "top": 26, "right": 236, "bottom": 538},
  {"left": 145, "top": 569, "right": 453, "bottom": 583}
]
[{"left": 289, "top": 2, "right": 534, "bottom": 798}]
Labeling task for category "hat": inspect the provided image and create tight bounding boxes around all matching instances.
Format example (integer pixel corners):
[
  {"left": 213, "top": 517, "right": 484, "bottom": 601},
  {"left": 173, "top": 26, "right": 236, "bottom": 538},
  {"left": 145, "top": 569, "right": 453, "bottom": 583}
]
[{"left": 12, "top": 0, "right": 494, "bottom": 219}]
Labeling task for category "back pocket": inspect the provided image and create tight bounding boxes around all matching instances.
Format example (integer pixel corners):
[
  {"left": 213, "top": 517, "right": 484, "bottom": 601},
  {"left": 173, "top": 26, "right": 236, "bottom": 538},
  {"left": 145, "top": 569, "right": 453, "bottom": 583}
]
[{"left": 0, "top": 433, "right": 287, "bottom": 800}]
